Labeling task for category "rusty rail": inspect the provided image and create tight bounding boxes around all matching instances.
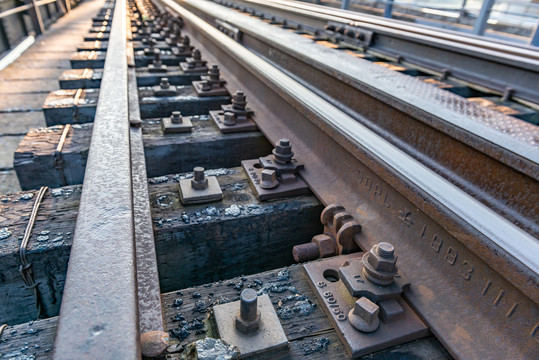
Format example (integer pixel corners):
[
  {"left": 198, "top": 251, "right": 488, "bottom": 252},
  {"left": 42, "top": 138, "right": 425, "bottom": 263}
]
[
  {"left": 159, "top": 1, "right": 538, "bottom": 358},
  {"left": 53, "top": 0, "right": 141, "bottom": 358},
  {"left": 205, "top": 0, "right": 539, "bottom": 104},
  {"left": 178, "top": 0, "right": 539, "bottom": 239}
]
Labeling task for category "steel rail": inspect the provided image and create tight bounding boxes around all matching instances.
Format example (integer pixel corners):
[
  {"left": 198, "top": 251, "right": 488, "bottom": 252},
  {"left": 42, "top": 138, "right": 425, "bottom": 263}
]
[
  {"left": 180, "top": 0, "right": 539, "bottom": 243},
  {"left": 209, "top": 0, "right": 539, "bottom": 103},
  {"left": 53, "top": 0, "right": 141, "bottom": 358},
  {"left": 241, "top": 0, "right": 539, "bottom": 59},
  {"left": 161, "top": 2, "right": 538, "bottom": 358}
]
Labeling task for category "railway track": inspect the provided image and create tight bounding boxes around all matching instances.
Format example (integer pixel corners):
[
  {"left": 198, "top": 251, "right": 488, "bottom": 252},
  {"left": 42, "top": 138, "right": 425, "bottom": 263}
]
[
  {"left": 205, "top": 0, "right": 539, "bottom": 105},
  {"left": 0, "top": 0, "right": 537, "bottom": 359}
]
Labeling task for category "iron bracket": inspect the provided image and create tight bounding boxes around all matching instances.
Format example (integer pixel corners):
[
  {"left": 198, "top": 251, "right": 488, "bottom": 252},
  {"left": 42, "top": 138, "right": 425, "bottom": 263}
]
[
  {"left": 325, "top": 21, "right": 373, "bottom": 50},
  {"left": 304, "top": 253, "right": 428, "bottom": 358}
]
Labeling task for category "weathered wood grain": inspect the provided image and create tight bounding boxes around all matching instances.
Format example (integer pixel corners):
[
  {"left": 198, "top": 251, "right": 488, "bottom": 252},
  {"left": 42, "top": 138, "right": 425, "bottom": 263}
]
[
  {"left": 0, "top": 317, "right": 58, "bottom": 359},
  {"left": 0, "top": 267, "right": 450, "bottom": 359},
  {"left": 14, "top": 124, "right": 91, "bottom": 190},
  {"left": 69, "top": 51, "right": 106, "bottom": 69},
  {"left": 14, "top": 117, "right": 272, "bottom": 189},
  {"left": 58, "top": 67, "right": 202, "bottom": 89},
  {"left": 0, "top": 168, "right": 322, "bottom": 324},
  {"left": 42, "top": 89, "right": 99, "bottom": 126},
  {"left": 160, "top": 265, "right": 451, "bottom": 359},
  {"left": 149, "top": 168, "right": 323, "bottom": 292},
  {"left": 0, "top": 186, "right": 81, "bottom": 325},
  {"left": 41, "top": 86, "right": 229, "bottom": 125},
  {"left": 138, "top": 86, "right": 230, "bottom": 118}
]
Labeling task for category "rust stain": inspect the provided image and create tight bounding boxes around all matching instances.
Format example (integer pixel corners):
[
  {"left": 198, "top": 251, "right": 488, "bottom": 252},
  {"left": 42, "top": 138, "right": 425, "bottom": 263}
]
[
  {"left": 374, "top": 62, "right": 407, "bottom": 72},
  {"left": 316, "top": 41, "right": 339, "bottom": 49}
]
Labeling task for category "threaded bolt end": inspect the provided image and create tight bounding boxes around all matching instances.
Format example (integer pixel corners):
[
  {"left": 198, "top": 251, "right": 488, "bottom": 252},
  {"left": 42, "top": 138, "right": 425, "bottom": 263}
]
[
  {"left": 239, "top": 288, "right": 258, "bottom": 322},
  {"left": 193, "top": 167, "right": 205, "bottom": 181},
  {"left": 292, "top": 242, "right": 320, "bottom": 263},
  {"left": 160, "top": 77, "right": 170, "bottom": 88},
  {"left": 377, "top": 242, "right": 394, "bottom": 258}
]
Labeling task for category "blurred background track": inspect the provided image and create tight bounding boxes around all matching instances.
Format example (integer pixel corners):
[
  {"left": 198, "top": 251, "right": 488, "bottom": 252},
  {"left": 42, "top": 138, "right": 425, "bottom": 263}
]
[{"left": 0, "top": 0, "right": 105, "bottom": 194}]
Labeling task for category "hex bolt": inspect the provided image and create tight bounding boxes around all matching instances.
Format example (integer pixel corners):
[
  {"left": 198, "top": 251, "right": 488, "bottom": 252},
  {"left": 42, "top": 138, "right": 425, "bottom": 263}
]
[
  {"left": 208, "top": 65, "right": 220, "bottom": 81},
  {"left": 260, "top": 169, "right": 279, "bottom": 189},
  {"left": 223, "top": 111, "right": 236, "bottom": 126},
  {"left": 153, "top": 50, "right": 162, "bottom": 66},
  {"left": 235, "top": 288, "right": 261, "bottom": 334},
  {"left": 362, "top": 242, "right": 398, "bottom": 286},
  {"left": 192, "top": 48, "right": 201, "bottom": 61},
  {"left": 182, "top": 35, "right": 190, "bottom": 47},
  {"left": 292, "top": 234, "right": 336, "bottom": 262},
  {"left": 191, "top": 167, "right": 208, "bottom": 190},
  {"left": 272, "top": 138, "right": 294, "bottom": 164},
  {"left": 170, "top": 111, "right": 183, "bottom": 124},
  {"left": 232, "top": 91, "right": 247, "bottom": 110},
  {"left": 348, "top": 297, "right": 380, "bottom": 333},
  {"left": 160, "top": 77, "right": 170, "bottom": 89}
]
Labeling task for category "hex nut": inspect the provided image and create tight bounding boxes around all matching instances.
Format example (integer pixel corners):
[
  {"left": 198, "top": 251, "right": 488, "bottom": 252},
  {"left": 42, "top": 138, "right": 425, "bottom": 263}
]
[
  {"left": 272, "top": 138, "right": 294, "bottom": 164},
  {"left": 366, "top": 249, "right": 398, "bottom": 273},
  {"left": 235, "top": 311, "right": 261, "bottom": 334},
  {"left": 362, "top": 243, "right": 398, "bottom": 286},
  {"left": 367, "top": 245, "right": 397, "bottom": 272},
  {"left": 312, "top": 234, "right": 337, "bottom": 258}
]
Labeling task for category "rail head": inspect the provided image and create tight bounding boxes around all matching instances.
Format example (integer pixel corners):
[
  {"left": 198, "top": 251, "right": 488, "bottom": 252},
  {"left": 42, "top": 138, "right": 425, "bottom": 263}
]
[
  {"left": 172, "top": 0, "right": 539, "bottom": 304},
  {"left": 53, "top": 0, "right": 141, "bottom": 358},
  {"left": 164, "top": 1, "right": 538, "bottom": 357},
  {"left": 211, "top": 0, "right": 539, "bottom": 103},
  {"left": 253, "top": 0, "right": 539, "bottom": 60}
]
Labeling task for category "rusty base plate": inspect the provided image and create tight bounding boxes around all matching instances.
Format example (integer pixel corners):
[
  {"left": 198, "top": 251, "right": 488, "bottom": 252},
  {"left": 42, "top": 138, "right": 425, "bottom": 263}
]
[
  {"left": 192, "top": 81, "right": 229, "bottom": 97},
  {"left": 153, "top": 85, "right": 178, "bottom": 97},
  {"left": 209, "top": 110, "right": 257, "bottom": 133},
  {"left": 304, "top": 254, "right": 429, "bottom": 358},
  {"left": 179, "top": 177, "right": 223, "bottom": 204},
  {"left": 162, "top": 116, "right": 193, "bottom": 134},
  {"left": 180, "top": 62, "right": 208, "bottom": 73},
  {"left": 241, "top": 160, "right": 311, "bottom": 201},
  {"left": 213, "top": 294, "right": 289, "bottom": 358},
  {"left": 148, "top": 64, "right": 168, "bottom": 73},
  {"left": 172, "top": 47, "right": 194, "bottom": 57}
]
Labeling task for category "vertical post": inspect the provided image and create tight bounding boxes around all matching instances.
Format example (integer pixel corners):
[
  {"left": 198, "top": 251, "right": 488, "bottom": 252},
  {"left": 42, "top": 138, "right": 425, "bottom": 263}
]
[
  {"left": 27, "top": 0, "right": 45, "bottom": 35},
  {"left": 0, "top": 19, "right": 10, "bottom": 52},
  {"left": 55, "top": 0, "right": 68, "bottom": 15},
  {"left": 459, "top": 0, "right": 468, "bottom": 20},
  {"left": 341, "top": 0, "right": 350, "bottom": 10},
  {"left": 65, "top": 0, "right": 71, "bottom": 12},
  {"left": 18, "top": 9, "right": 29, "bottom": 37},
  {"left": 384, "top": 0, "right": 394, "bottom": 18},
  {"left": 472, "top": 0, "right": 495, "bottom": 35},
  {"left": 530, "top": 22, "right": 539, "bottom": 47},
  {"left": 43, "top": 1, "right": 53, "bottom": 20},
  {"left": 52, "top": 0, "right": 140, "bottom": 358}
]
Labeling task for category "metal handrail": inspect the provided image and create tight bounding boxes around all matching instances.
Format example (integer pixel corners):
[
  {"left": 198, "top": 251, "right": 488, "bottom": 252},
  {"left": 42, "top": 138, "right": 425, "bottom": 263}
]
[{"left": 0, "top": 0, "right": 66, "bottom": 19}]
